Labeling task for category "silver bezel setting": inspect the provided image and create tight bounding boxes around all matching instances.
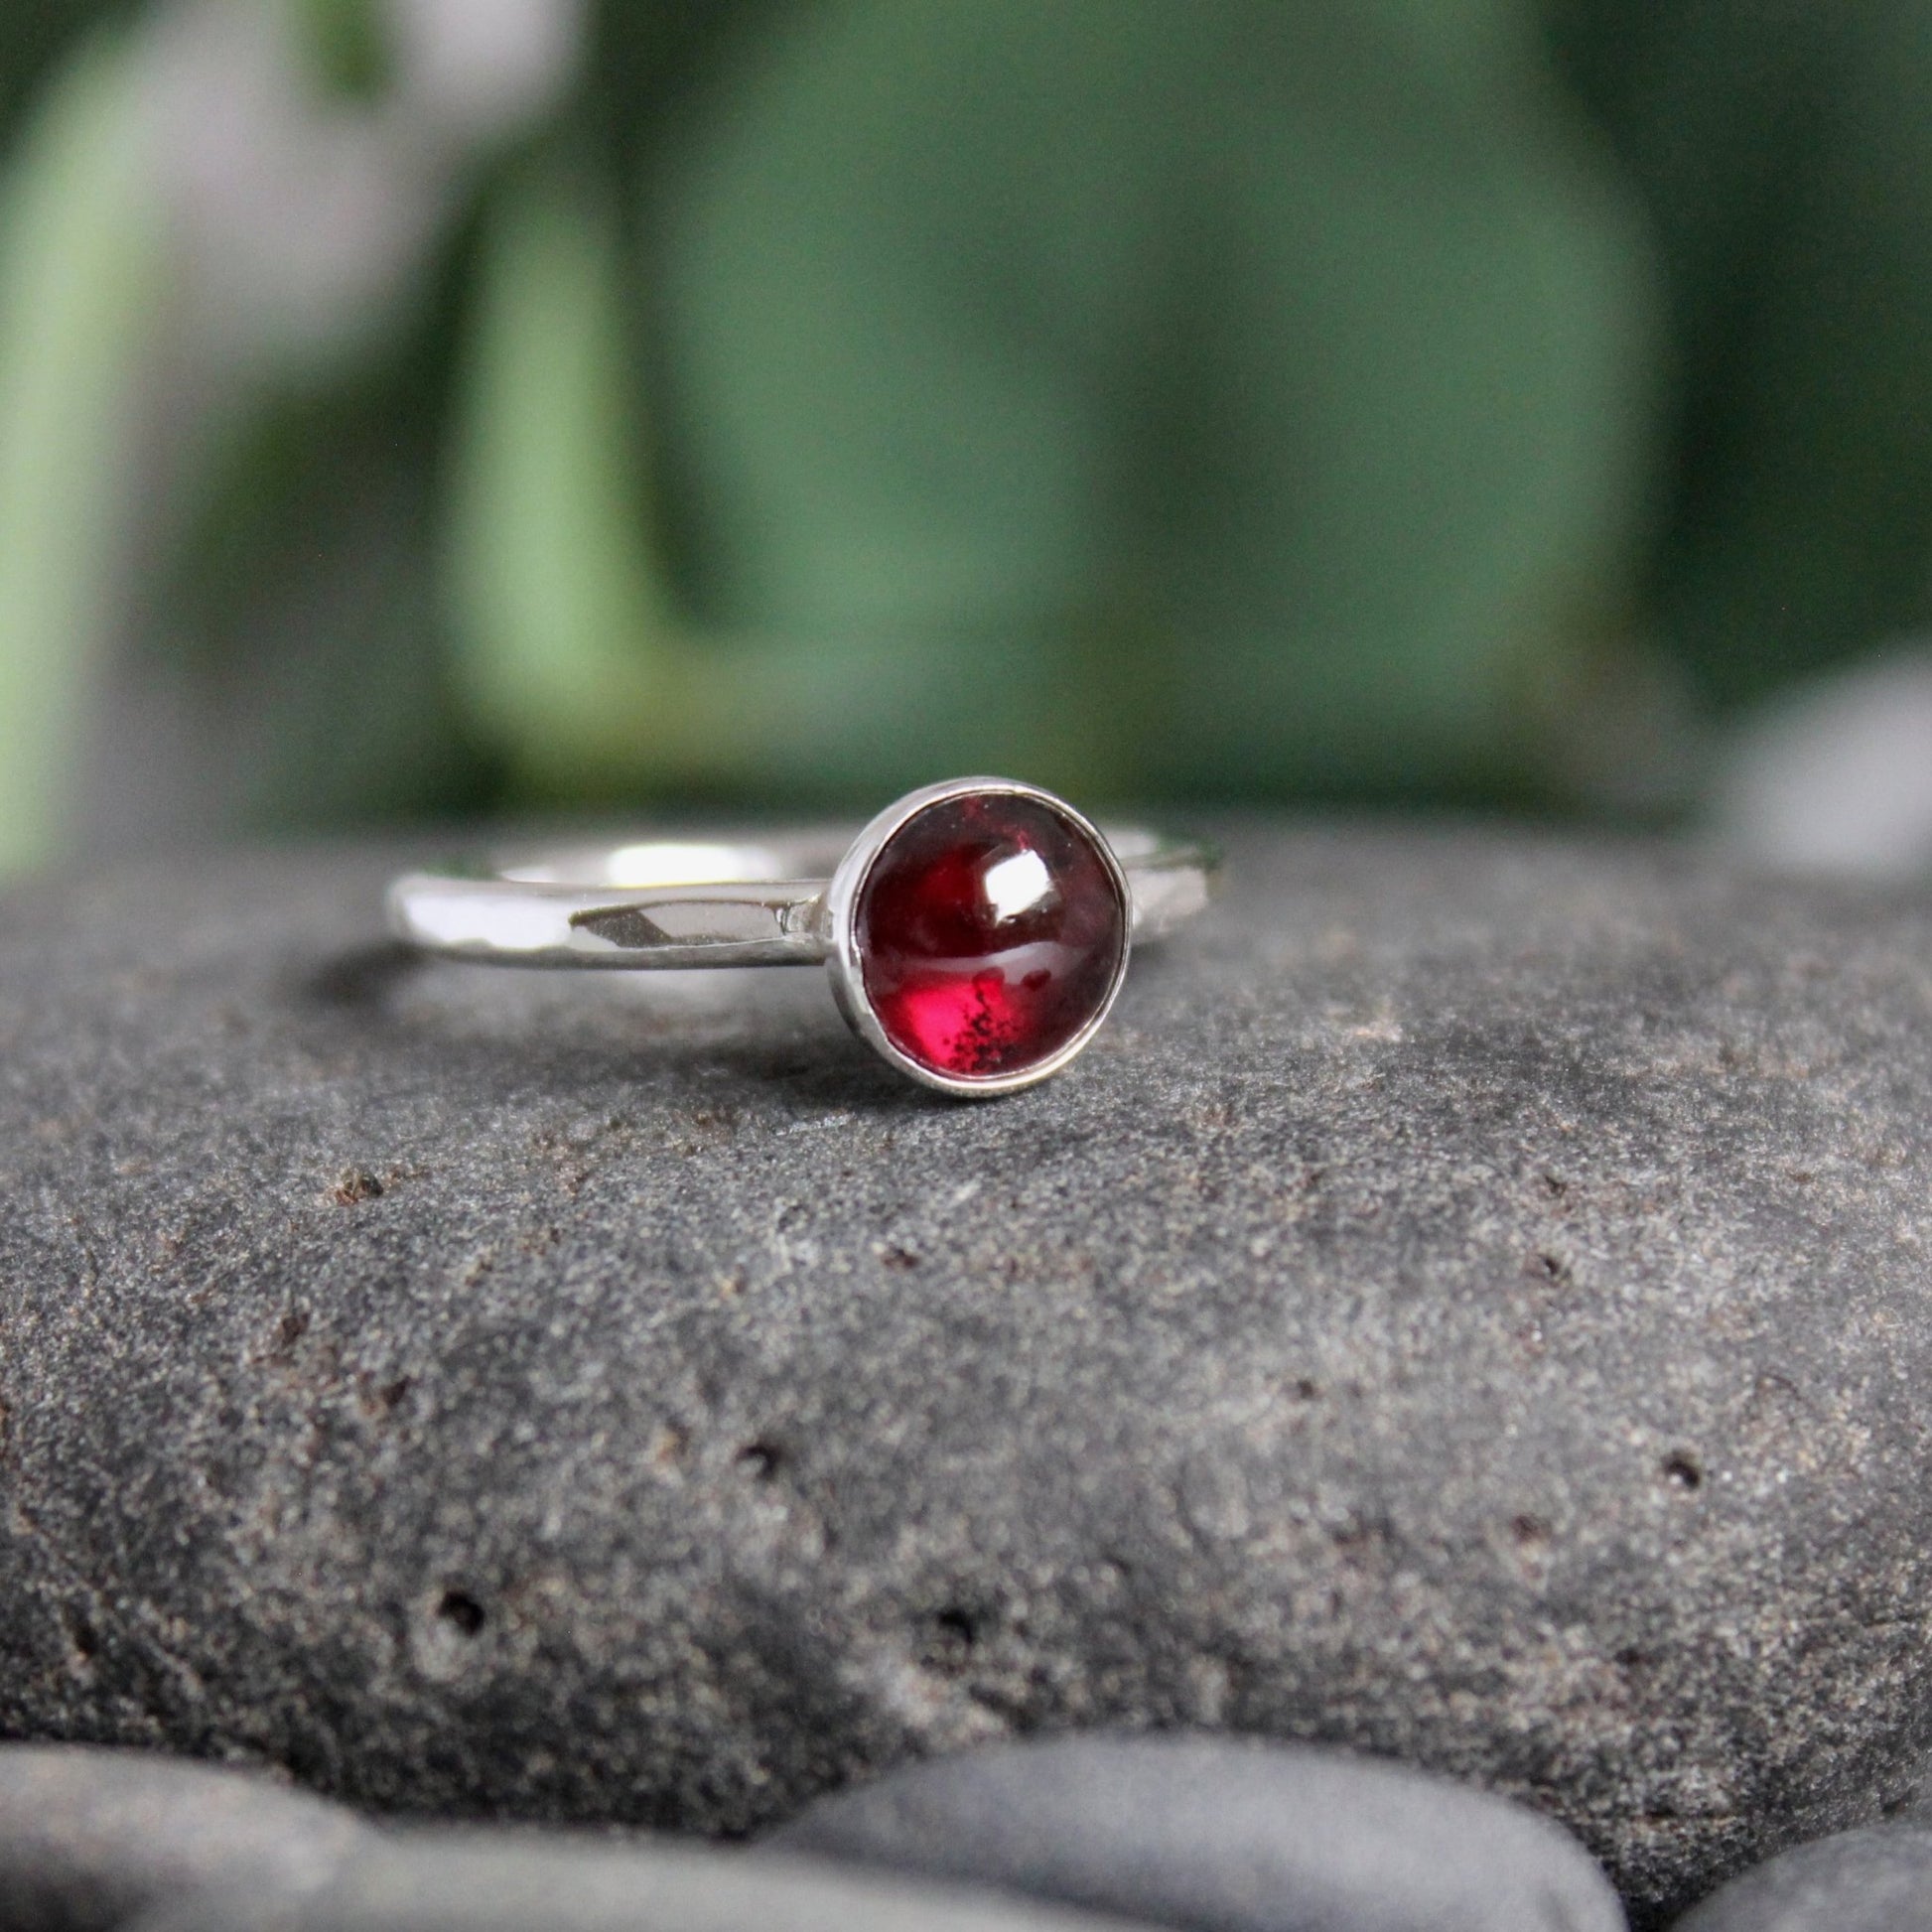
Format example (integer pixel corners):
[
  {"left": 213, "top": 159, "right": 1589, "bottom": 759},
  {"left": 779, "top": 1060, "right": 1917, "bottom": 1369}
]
[{"left": 821, "top": 776, "right": 1135, "bottom": 1098}]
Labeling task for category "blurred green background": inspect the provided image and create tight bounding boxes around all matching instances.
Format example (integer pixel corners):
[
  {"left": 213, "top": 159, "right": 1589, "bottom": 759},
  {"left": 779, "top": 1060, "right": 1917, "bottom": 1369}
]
[{"left": 2, "top": 0, "right": 1930, "bottom": 881}]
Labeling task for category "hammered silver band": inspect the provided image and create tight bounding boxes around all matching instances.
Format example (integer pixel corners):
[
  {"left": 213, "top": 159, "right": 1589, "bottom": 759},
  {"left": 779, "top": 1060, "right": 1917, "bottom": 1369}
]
[
  {"left": 387, "top": 824, "right": 1214, "bottom": 971},
  {"left": 387, "top": 777, "right": 1216, "bottom": 1096}
]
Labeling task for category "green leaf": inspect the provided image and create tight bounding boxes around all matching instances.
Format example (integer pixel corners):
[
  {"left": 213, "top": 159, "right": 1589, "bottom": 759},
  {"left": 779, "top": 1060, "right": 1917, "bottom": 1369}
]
[
  {"left": 286, "top": 0, "right": 393, "bottom": 103},
  {"left": 444, "top": 156, "right": 680, "bottom": 791},
  {"left": 0, "top": 28, "right": 167, "bottom": 879}
]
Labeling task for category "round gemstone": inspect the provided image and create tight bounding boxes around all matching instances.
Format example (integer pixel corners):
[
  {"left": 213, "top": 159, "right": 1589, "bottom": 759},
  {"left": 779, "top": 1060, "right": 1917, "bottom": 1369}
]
[{"left": 855, "top": 791, "right": 1128, "bottom": 1082}]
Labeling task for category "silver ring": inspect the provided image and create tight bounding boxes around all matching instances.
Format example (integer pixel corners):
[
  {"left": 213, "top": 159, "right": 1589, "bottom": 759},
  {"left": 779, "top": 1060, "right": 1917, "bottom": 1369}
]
[{"left": 386, "top": 776, "right": 1218, "bottom": 1096}]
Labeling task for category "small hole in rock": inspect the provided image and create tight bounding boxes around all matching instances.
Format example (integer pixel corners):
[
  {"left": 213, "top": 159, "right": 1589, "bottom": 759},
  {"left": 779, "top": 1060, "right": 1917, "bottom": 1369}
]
[
  {"left": 919, "top": 1605, "right": 984, "bottom": 1672},
  {"left": 1510, "top": 1513, "right": 1550, "bottom": 1547},
  {"left": 64, "top": 1607, "right": 100, "bottom": 1666},
  {"left": 274, "top": 1309, "right": 310, "bottom": 1353},
  {"left": 737, "top": 1440, "right": 785, "bottom": 1481},
  {"left": 436, "top": 1589, "right": 486, "bottom": 1637},
  {"left": 935, "top": 1606, "right": 979, "bottom": 1647},
  {"left": 1661, "top": 1451, "right": 1704, "bottom": 1492}
]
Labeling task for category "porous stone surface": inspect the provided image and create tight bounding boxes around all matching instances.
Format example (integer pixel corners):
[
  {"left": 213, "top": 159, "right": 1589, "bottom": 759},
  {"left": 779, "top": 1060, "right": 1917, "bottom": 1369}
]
[
  {"left": 1, "top": 824, "right": 1929, "bottom": 1928},
  {"left": 0, "top": 1743, "right": 372, "bottom": 1931},
  {"left": 1672, "top": 1824, "right": 1932, "bottom": 1931},
  {"left": 771, "top": 1731, "right": 1625, "bottom": 1932}
]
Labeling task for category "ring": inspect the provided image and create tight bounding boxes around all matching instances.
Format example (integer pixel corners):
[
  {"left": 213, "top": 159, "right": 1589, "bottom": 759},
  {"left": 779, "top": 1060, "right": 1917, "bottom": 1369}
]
[{"left": 386, "top": 776, "right": 1218, "bottom": 1095}]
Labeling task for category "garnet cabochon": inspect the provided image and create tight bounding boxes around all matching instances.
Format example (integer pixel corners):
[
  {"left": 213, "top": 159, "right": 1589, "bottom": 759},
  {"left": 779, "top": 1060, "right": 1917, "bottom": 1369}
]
[{"left": 853, "top": 792, "right": 1129, "bottom": 1082}]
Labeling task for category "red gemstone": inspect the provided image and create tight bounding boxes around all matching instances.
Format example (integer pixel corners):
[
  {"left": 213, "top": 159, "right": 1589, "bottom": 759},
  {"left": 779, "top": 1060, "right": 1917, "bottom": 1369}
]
[{"left": 855, "top": 791, "right": 1128, "bottom": 1081}]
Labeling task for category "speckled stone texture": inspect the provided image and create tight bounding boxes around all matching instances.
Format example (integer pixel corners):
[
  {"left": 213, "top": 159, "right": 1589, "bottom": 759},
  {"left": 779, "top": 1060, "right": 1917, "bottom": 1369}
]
[{"left": 0, "top": 824, "right": 1928, "bottom": 1929}]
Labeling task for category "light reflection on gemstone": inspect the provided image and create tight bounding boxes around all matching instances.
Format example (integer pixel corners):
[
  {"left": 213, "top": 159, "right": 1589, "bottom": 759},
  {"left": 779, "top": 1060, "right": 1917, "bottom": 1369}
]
[{"left": 981, "top": 848, "right": 1055, "bottom": 923}]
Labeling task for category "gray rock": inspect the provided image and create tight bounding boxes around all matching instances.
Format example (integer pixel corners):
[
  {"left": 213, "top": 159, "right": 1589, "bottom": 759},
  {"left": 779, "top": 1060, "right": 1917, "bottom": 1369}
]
[
  {"left": 1, "top": 825, "right": 1930, "bottom": 1929},
  {"left": 1672, "top": 1825, "right": 1932, "bottom": 1931},
  {"left": 132, "top": 1837, "right": 1154, "bottom": 1932},
  {"left": 0, "top": 1744, "right": 372, "bottom": 1930},
  {"left": 769, "top": 1731, "right": 1625, "bottom": 1932}
]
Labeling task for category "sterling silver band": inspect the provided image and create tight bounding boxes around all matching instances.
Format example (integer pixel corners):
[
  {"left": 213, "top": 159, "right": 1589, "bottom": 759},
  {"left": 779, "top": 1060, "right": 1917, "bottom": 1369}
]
[
  {"left": 386, "top": 777, "right": 1217, "bottom": 1096},
  {"left": 387, "top": 824, "right": 1215, "bottom": 971}
]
